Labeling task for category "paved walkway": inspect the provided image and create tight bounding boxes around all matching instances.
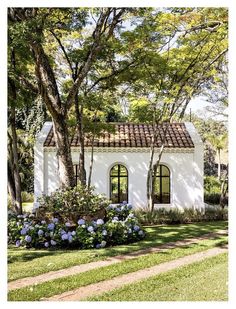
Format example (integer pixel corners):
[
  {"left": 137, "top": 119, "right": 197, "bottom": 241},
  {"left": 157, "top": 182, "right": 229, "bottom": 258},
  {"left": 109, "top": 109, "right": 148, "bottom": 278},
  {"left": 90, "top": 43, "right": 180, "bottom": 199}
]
[
  {"left": 46, "top": 246, "right": 228, "bottom": 301},
  {"left": 8, "top": 230, "right": 227, "bottom": 291}
]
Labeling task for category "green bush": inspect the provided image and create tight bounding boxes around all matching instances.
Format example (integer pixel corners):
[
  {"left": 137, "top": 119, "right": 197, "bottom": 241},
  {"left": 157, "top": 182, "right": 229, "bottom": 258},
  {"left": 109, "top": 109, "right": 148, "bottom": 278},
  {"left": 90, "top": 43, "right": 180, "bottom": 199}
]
[
  {"left": 204, "top": 207, "right": 228, "bottom": 221},
  {"left": 135, "top": 207, "right": 227, "bottom": 226},
  {"left": 204, "top": 193, "right": 221, "bottom": 205},
  {"left": 204, "top": 176, "right": 221, "bottom": 194},
  {"left": 37, "top": 184, "right": 110, "bottom": 223},
  {"left": 21, "top": 191, "right": 34, "bottom": 203}
]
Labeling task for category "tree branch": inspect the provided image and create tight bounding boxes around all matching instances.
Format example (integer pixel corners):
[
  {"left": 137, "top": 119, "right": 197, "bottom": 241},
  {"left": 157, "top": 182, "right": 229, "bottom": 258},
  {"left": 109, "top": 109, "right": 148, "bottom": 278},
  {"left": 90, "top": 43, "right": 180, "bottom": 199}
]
[{"left": 65, "top": 8, "right": 126, "bottom": 110}]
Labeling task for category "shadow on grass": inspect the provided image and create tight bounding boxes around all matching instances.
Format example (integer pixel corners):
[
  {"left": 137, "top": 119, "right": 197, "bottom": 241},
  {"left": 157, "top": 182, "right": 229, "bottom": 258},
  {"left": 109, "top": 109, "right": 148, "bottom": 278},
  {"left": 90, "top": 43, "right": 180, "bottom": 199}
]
[
  {"left": 8, "top": 221, "right": 228, "bottom": 264},
  {"left": 7, "top": 248, "right": 70, "bottom": 264}
]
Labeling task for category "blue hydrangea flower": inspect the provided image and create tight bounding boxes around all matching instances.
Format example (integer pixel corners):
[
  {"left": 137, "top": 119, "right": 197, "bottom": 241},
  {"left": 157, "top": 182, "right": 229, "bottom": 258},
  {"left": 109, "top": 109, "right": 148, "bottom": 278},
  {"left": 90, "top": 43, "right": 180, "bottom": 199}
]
[
  {"left": 112, "top": 216, "right": 119, "bottom": 222},
  {"left": 102, "top": 229, "right": 107, "bottom": 236},
  {"left": 133, "top": 225, "right": 140, "bottom": 231},
  {"left": 60, "top": 229, "right": 66, "bottom": 235},
  {"left": 65, "top": 222, "right": 71, "bottom": 227},
  {"left": 96, "top": 244, "right": 101, "bottom": 249},
  {"left": 138, "top": 230, "right": 144, "bottom": 236},
  {"left": 71, "top": 231, "right": 76, "bottom": 236},
  {"left": 25, "top": 235, "right": 32, "bottom": 243},
  {"left": 87, "top": 226, "right": 94, "bottom": 233},
  {"left": 68, "top": 235, "right": 73, "bottom": 243},
  {"left": 127, "top": 204, "right": 132, "bottom": 210},
  {"left": 116, "top": 207, "right": 121, "bottom": 212},
  {"left": 78, "top": 219, "right": 85, "bottom": 225},
  {"left": 53, "top": 218, "right": 59, "bottom": 224},
  {"left": 101, "top": 240, "right": 107, "bottom": 248},
  {"left": 96, "top": 219, "right": 104, "bottom": 225},
  {"left": 61, "top": 233, "right": 68, "bottom": 240},
  {"left": 38, "top": 229, "right": 44, "bottom": 236},
  {"left": 15, "top": 240, "right": 21, "bottom": 247},
  {"left": 92, "top": 220, "right": 97, "bottom": 227},
  {"left": 41, "top": 220, "right": 46, "bottom": 225},
  {"left": 47, "top": 223, "right": 55, "bottom": 231},
  {"left": 20, "top": 228, "right": 27, "bottom": 235},
  {"left": 107, "top": 204, "right": 114, "bottom": 210},
  {"left": 50, "top": 240, "right": 56, "bottom": 246},
  {"left": 44, "top": 242, "right": 49, "bottom": 248}
]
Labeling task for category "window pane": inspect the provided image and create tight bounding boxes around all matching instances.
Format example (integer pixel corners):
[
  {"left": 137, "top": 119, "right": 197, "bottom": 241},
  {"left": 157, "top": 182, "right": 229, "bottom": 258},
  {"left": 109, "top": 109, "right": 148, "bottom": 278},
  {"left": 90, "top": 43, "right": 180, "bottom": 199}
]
[
  {"left": 110, "top": 165, "right": 119, "bottom": 176},
  {"left": 162, "top": 177, "right": 170, "bottom": 203},
  {"left": 119, "top": 177, "right": 128, "bottom": 202},
  {"left": 161, "top": 165, "right": 170, "bottom": 176},
  {"left": 111, "top": 177, "right": 119, "bottom": 203},
  {"left": 153, "top": 177, "right": 161, "bottom": 203},
  {"left": 120, "top": 165, "right": 128, "bottom": 176}
]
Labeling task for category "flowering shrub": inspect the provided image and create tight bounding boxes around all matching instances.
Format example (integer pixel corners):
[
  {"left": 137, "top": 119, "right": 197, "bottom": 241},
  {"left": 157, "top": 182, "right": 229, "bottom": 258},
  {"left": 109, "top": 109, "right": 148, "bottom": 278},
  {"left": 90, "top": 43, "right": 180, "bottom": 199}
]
[
  {"left": 8, "top": 202, "right": 145, "bottom": 249},
  {"left": 37, "top": 184, "right": 110, "bottom": 222}
]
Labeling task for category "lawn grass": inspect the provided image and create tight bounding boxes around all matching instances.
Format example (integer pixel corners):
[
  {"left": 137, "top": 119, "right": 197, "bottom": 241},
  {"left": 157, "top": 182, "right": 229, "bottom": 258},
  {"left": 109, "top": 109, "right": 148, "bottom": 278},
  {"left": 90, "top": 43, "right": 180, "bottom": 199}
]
[
  {"left": 8, "top": 221, "right": 227, "bottom": 282},
  {"left": 89, "top": 253, "right": 228, "bottom": 301},
  {"left": 8, "top": 234, "right": 227, "bottom": 301}
]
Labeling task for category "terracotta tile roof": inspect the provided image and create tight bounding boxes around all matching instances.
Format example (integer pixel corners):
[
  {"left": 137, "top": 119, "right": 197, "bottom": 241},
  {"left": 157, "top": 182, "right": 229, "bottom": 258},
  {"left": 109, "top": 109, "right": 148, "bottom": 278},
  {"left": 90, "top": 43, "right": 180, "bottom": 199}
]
[{"left": 44, "top": 123, "right": 194, "bottom": 148}]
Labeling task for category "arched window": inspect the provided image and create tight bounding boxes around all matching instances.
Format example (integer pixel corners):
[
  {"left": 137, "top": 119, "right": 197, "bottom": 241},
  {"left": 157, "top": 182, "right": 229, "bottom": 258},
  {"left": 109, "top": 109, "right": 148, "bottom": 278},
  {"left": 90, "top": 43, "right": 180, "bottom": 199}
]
[
  {"left": 153, "top": 165, "right": 170, "bottom": 204},
  {"left": 110, "top": 164, "right": 128, "bottom": 203}
]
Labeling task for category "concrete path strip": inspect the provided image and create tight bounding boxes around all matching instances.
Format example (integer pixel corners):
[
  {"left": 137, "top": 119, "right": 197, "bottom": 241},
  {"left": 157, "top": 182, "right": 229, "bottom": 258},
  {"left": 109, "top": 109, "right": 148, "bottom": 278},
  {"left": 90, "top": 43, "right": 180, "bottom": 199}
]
[
  {"left": 8, "top": 230, "right": 227, "bottom": 291},
  {"left": 46, "top": 246, "right": 228, "bottom": 301}
]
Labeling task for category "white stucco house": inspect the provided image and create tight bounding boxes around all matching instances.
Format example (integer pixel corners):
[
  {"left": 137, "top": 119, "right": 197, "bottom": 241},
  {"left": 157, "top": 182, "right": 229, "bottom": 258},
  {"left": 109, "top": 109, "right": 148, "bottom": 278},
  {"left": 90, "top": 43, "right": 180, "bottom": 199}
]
[{"left": 34, "top": 122, "right": 204, "bottom": 210}]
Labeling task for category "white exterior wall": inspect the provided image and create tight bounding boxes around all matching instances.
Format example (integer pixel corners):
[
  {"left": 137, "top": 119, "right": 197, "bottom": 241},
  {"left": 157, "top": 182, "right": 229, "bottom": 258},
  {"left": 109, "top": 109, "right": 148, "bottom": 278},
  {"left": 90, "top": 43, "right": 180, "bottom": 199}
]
[{"left": 34, "top": 122, "right": 204, "bottom": 210}]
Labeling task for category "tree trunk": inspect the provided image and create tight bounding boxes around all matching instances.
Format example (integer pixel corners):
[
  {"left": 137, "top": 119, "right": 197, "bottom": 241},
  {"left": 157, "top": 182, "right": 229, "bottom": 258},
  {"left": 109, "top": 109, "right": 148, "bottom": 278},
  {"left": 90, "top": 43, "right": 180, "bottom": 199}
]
[
  {"left": 146, "top": 106, "right": 157, "bottom": 210},
  {"left": 220, "top": 164, "right": 228, "bottom": 209},
  {"left": 217, "top": 149, "right": 221, "bottom": 180},
  {"left": 74, "top": 93, "right": 86, "bottom": 186},
  {"left": 88, "top": 134, "right": 95, "bottom": 189},
  {"left": 52, "top": 116, "right": 75, "bottom": 188},
  {"left": 8, "top": 107, "right": 23, "bottom": 214},
  {"left": 151, "top": 143, "right": 165, "bottom": 212}
]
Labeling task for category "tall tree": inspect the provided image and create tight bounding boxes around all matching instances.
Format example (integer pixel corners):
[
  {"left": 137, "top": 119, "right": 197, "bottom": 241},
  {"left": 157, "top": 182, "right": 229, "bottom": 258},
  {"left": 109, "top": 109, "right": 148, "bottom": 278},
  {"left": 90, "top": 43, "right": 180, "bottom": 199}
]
[
  {"left": 124, "top": 8, "right": 228, "bottom": 210},
  {"left": 8, "top": 8, "right": 129, "bottom": 187},
  {"left": 207, "top": 133, "right": 227, "bottom": 180},
  {"left": 8, "top": 48, "right": 22, "bottom": 214}
]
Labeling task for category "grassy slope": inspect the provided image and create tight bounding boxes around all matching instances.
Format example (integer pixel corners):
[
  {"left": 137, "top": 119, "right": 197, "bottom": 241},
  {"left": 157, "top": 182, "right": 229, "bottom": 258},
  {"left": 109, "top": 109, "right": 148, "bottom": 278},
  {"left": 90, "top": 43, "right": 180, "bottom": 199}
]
[
  {"left": 89, "top": 253, "right": 228, "bottom": 301},
  {"left": 8, "top": 221, "right": 227, "bottom": 282},
  {"left": 8, "top": 235, "right": 227, "bottom": 301}
]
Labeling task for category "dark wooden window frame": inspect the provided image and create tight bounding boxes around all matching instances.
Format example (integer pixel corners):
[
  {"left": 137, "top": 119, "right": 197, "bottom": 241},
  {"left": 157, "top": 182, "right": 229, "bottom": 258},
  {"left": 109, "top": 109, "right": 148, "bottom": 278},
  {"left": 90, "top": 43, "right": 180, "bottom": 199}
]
[
  {"left": 110, "top": 164, "right": 128, "bottom": 203},
  {"left": 153, "top": 164, "right": 171, "bottom": 204},
  {"left": 73, "top": 164, "right": 79, "bottom": 185}
]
